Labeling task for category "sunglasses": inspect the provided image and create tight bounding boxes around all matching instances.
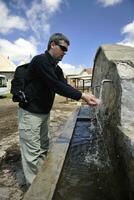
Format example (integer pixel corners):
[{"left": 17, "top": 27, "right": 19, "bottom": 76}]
[{"left": 57, "top": 44, "right": 68, "bottom": 52}]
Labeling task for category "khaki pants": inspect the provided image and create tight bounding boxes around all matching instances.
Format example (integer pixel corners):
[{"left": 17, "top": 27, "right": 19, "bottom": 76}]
[{"left": 18, "top": 108, "right": 50, "bottom": 185}]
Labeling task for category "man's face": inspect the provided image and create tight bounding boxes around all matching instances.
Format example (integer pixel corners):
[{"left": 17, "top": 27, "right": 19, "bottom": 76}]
[{"left": 50, "top": 40, "right": 68, "bottom": 62}]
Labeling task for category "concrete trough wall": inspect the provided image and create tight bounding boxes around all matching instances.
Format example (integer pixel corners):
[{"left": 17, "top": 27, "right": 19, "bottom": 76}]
[{"left": 92, "top": 44, "right": 134, "bottom": 199}]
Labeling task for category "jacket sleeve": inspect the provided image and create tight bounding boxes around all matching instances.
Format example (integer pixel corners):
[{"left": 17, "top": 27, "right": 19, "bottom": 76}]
[
  {"left": 33, "top": 56, "right": 82, "bottom": 101},
  {"left": 55, "top": 65, "right": 67, "bottom": 84}
]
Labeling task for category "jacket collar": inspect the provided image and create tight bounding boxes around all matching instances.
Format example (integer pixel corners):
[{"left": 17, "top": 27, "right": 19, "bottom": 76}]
[{"left": 44, "top": 50, "right": 57, "bottom": 67}]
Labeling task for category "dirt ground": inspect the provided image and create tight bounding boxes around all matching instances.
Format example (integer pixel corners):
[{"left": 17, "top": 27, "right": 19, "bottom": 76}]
[{"left": 0, "top": 95, "right": 79, "bottom": 200}]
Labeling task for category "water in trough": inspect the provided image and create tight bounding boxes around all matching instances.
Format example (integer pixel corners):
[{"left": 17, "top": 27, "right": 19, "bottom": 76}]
[{"left": 52, "top": 106, "right": 129, "bottom": 200}]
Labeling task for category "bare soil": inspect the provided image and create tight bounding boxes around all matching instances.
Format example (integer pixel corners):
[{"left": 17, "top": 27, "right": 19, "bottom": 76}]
[
  {"left": 0, "top": 97, "right": 18, "bottom": 140},
  {"left": 0, "top": 96, "right": 78, "bottom": 200}
]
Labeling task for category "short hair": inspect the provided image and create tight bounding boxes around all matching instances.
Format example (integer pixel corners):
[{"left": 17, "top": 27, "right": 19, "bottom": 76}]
[{"left": 47, "top": 33, "right": 70, "bottom": 50}]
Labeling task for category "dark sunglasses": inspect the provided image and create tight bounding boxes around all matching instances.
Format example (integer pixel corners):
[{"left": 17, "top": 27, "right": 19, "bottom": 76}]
[{"left": 57, "top": 44, "right": 68, "bottom": 52}]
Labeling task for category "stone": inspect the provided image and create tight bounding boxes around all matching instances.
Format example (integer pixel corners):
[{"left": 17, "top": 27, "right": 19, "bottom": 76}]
[
  {"left": 0, "top": 187, "right": 10, "bottom": 200},
  {"left": 0, "top": 150, "right": 6, "bottom": 163},
  {"left": 92, "top": 44, "right": 134, "bottom": 199}
]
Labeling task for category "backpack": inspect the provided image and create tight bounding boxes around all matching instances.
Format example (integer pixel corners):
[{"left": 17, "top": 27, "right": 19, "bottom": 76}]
[{"left": 10, "top": 63, "right": 29, "bottom": 103}]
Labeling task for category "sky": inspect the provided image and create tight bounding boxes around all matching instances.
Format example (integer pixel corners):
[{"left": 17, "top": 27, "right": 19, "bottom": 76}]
[{"left": 0, "top": 0, "right": 134, "bottom": 73}]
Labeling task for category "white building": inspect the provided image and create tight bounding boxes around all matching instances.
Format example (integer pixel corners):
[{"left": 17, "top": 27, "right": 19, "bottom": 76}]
[{"left": 66, "top": 68, "right": 93, "bottom": 92}]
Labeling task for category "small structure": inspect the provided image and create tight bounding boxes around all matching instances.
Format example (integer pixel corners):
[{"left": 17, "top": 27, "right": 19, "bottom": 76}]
[
  {"left": 66, "top": 68, "right": 92, "bottom": 92},
  {"left": 65, "top": 68, "right": 92, "bottom": 103}
]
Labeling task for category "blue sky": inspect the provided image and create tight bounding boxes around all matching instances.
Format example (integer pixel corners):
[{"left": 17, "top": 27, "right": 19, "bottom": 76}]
[{"left": 0, "top": 0, "right": 134, "bottom": 73}]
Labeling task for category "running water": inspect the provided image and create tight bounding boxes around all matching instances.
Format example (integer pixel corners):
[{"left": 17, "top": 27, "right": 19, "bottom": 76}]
[
  {"left": 53, "top": 80, "right": 128, "bottom": 200},
  {"left": 84, "top": 80, "right": 112, "bottom": 169}
]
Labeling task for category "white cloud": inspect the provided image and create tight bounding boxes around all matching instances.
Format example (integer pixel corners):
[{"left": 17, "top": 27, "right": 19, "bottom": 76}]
[
  {"left": 59, "top": 62, "right": 84, "bottom": 75},
  {"left": 26, "top": 0, "right": 63, "bottom": 39},
  {"left": 26, "top": 2, "right": 50, "bottom": 38},
  {"left": 0, "top": 0, "right": 63, "bottom": 37},
  {"left": 0, "top": 38, "right": 37, "bottom": 64},
  {"left": 98, "top": 0, "right": 122, "bottom": 7},
  {"left": 118, "top": 20, "right": 134, "bottom": 47},
  {"left": 0, "top": 1, "right": 27, "bottom": 34},
  {"left": 43, "top": 0, "right": 62, "bottom": 13}
]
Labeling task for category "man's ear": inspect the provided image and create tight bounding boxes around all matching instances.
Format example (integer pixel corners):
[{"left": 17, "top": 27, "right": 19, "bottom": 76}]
[{"left": 50, "top": 41, "right": 56, "bottom": 49}]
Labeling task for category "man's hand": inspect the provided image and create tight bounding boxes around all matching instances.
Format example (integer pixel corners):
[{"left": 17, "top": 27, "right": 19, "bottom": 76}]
[{"left": 81, "top": 93, "right": 101, "bottom": 106}]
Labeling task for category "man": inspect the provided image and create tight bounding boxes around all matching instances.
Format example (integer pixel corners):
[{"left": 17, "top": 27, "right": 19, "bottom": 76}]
[{"left": 18, "top": 33, "right": 99, "bottom": 186}]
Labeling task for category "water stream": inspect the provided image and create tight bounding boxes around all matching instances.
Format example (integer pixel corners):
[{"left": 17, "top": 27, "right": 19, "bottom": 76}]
[{"left": 52, "top": 106, "right": 129, "bottom": 200}]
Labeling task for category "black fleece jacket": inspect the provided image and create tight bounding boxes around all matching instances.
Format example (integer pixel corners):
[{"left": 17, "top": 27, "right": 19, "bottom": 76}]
[{"left": 19, "top": 51, "right": 82, "bottom": 114}]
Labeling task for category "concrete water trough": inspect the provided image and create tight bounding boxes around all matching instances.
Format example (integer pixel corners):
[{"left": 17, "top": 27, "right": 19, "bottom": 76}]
[{"left": 23, "top": 106, "right": 131, "bottom": 200}]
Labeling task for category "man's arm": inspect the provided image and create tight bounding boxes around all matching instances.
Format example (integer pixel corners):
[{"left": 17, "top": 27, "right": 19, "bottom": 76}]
[
  {"left": 56, "top": 65, "right": 67, "bottom": 84},
  {"left": 33, "top": 57, "right": 100, "bottom": 105},
  {"left": 57, "top": 66, "right": 100, "bottom": 106}
]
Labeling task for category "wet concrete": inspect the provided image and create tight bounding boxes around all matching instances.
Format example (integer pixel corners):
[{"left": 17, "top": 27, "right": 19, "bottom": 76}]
[{"left": 53, "top": 106, "right": 129, "bottom": 200}]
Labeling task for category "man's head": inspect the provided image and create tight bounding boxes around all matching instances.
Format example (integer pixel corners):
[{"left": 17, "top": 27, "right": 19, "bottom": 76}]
[{"left": 47, "top": 33, "right": 70, "bottom": 62}]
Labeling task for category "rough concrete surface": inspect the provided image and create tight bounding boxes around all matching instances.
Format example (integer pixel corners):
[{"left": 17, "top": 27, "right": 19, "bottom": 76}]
[{"left": 92, "top": 44, "right": 134, "bottom": 199}]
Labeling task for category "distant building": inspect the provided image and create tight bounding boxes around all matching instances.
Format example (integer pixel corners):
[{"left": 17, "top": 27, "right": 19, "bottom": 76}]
[
  {"left": 66, "top": 68, "right": 93, "bottom": 92},
  {"left": 0, "top": 55, "right": 16, "bottom": 89}
]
